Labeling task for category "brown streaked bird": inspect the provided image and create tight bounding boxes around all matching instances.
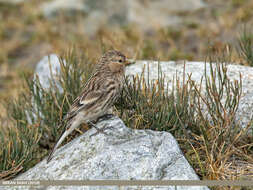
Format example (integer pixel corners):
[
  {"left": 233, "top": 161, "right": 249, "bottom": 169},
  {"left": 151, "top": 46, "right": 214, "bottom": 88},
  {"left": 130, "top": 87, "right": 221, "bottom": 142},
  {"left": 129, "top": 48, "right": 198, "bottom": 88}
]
[{"left": 47, "top": 50, "right": 129, "bottom": 163}]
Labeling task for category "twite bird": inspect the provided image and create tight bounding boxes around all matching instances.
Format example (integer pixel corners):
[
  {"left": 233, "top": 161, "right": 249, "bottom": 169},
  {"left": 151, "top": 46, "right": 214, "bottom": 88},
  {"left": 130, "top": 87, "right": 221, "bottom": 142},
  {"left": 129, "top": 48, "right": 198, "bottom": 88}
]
[{"left": 47, "top": 50, "right": 129, "bottom": 163}]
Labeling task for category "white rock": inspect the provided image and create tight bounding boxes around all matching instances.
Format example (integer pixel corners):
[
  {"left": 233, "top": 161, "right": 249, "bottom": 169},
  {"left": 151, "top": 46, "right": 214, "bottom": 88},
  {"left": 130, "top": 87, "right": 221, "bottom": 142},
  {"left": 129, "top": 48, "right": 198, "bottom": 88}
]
[
  {"left": 35, "top": 54, "right": 64, "bottom": 92},
  {"left": 126, "top": 60, "right": 253, "bottom": 130},
  {"left": 25, "top": 54, "right": 64, "bottom": 124},
  {"left": 12, "top": 117, "right": 208, "bottom": 190}
]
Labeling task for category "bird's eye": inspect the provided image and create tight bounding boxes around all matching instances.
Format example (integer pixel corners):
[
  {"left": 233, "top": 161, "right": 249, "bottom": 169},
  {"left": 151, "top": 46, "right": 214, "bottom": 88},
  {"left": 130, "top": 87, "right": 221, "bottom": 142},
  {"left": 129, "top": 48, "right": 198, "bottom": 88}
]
[{"left": 119, "top": 59, "right": 122, "bottom": 63}]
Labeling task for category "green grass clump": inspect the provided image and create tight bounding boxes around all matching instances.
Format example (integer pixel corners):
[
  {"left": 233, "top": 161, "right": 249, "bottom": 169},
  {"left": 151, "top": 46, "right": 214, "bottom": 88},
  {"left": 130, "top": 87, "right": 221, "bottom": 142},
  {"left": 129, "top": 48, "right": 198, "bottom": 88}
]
[
  {"left": 116, "top": 52, "right": 253, "bottom": 180},
  {"left": 188, "top": 57, "right": 252, "bottom": 180},
  {"left": 116, "top": 63, "right": 197, "bottom": 138},
  {"left": 0, "top": 50, "right": 94, "bottom": 179},
  {"left": 0, "top": 120, "right": 40, "bottom": 180},
  {"left": 23, "top": 52, "right": 93, "bottom": 149},
  {"left": 238, "top": 27, "right": 253, "bottom": 66}
]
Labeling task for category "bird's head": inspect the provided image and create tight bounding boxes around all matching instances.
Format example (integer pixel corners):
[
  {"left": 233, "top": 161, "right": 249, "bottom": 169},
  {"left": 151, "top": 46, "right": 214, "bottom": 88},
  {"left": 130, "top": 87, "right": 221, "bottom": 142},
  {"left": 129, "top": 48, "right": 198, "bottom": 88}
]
[{"left": 98, "top": 50, "right": 131, "bottom": 73}]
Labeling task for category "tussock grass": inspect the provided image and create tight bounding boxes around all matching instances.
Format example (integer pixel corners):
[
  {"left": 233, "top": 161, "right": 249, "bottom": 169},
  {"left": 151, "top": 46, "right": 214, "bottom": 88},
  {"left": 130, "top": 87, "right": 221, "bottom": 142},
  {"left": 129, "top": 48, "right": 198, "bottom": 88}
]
[
  {"left": 238, "top": 26, "right": 253, "bottom": 66},
  {"left": 117, "top": 55, "right": 253, "bottom": 180},
  {"left": 0, "top": 50, "right": 94, "bottom": 179},
  {"left": 116, "top": 63, "right": 197, "bottom": 137},
  {"left": 0, "top": 120, "right": 40, "bottom": 180}
]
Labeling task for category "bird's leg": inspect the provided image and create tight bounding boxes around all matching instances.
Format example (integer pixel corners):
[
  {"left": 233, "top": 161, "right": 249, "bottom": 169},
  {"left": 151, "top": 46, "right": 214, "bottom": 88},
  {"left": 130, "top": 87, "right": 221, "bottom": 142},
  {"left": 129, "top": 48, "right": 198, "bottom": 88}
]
[
  {"left": 96, "top": 107, "right": 115, "bottom": 122},
  {"left": 96, "top": 113, "right": 115, "bottom": 121},
  {"left": 89, "top": 121, "right": 114, "bottom": 137},
  {"left": 89, "top": 108, "right": 115, "bottom": 137}
]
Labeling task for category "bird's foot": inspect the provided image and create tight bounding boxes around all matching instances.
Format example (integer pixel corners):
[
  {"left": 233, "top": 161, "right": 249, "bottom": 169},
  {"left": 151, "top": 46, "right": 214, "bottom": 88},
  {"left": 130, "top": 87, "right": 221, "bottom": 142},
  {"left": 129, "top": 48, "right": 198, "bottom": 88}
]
[
  {"left": 89, "top": 123, "right": 114, "bottom": 137},
  {"left": 96, "top": 114, "right": 115, "bottom": 122}
]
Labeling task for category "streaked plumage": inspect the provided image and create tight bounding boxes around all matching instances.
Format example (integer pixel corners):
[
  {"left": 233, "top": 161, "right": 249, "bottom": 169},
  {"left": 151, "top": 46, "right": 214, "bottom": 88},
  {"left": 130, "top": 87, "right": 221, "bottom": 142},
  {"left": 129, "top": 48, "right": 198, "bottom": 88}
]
[{"left": 47, "top": 50, "right": 128, "bottom": 163}]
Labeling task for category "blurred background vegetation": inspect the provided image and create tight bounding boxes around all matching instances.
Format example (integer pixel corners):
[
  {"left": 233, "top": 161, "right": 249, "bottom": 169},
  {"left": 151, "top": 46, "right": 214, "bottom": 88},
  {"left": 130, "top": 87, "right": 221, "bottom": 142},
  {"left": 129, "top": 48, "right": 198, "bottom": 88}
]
[
  {"left": 1, "top": 0, "right": 253, "bottom": 118},
  {"left": 0, "top": 0, "right": 253, "bottom": 185}
]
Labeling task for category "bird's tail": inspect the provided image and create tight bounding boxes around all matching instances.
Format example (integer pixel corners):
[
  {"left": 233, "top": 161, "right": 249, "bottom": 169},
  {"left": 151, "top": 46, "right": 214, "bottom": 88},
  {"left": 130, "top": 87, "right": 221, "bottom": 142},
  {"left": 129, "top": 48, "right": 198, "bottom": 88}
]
[
  {"left": 47, "top": 120, "right": 79, "bottom": 163},
  {"left": 47, "top": 131, "right": 67, "bottom": 163}
]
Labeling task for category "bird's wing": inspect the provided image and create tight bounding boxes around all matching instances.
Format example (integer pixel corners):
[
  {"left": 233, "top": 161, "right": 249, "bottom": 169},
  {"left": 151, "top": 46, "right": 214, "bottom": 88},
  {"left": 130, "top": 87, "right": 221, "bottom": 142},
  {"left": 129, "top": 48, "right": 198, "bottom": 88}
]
[
  {"left": 48, "top": 80, "right": 107, "bottom": 163},
  {"left": 63, "top": 76, "right": 115, "bottom": 122},
  {"left": 63, "top": 89, "right": 106, "bottom": 121}
]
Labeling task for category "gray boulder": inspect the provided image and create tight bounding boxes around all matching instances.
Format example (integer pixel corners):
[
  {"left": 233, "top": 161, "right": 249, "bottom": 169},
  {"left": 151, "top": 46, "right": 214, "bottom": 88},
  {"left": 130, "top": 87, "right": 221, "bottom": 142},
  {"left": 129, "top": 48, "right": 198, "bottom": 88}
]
[{"left": 12, "top": 117, "right": 208, "bottom": 190}]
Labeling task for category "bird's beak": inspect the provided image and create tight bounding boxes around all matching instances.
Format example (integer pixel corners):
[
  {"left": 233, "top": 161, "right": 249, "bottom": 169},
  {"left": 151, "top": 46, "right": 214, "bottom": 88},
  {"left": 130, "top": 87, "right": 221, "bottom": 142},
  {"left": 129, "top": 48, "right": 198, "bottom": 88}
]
[{"left": 125, "top": 58, "right": 135, "bottom": 66}]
